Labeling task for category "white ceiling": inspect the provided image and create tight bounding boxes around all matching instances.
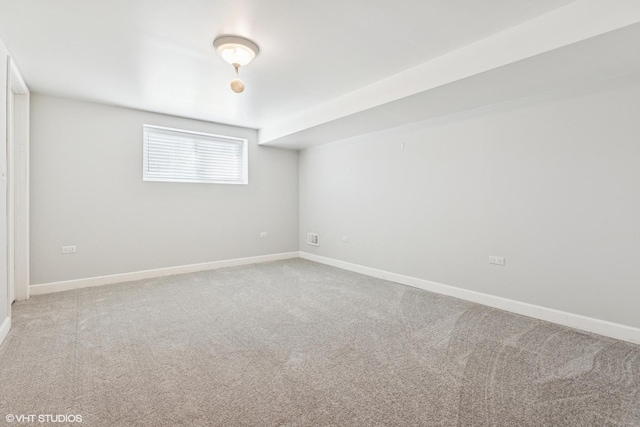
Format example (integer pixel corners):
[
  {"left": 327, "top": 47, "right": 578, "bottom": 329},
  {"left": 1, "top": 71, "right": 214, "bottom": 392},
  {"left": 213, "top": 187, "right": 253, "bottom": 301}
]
[
  {"left": 258, "top": 2, "right": 640, "bottom": 148},
  {"left": 0, "top": 0, "right": 576, "bottom": 129},
  {"left": 261, "top": 22, "right": 640, "bottom": 149}
]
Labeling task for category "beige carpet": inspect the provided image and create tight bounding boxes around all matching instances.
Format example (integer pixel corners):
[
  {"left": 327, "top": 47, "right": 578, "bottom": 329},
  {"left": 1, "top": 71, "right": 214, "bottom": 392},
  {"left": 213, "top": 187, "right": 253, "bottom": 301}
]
[{"left": 0, "top": 259, "right": 638, "bottom": 426}]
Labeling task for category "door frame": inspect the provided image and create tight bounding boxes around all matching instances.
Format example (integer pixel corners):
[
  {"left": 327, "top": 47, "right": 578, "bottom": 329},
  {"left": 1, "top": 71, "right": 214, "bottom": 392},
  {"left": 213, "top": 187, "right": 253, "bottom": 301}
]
[{"left": 7, "top": 57, "right": 29, "bottom": 306}]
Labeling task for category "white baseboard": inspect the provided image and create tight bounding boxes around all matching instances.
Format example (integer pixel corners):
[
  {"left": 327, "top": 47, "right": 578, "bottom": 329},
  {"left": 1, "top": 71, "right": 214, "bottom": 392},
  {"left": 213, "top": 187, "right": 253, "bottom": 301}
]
[
  {"left": 30, "top": 252, "right": 299, "bottom": 296},
  {"left": 299, "top": 252, "right": 640, "bottom": 344},
  {"left": 28, "top": 251, "right": 640, "bottom": 344},
  {"left": 0, "top": 316, "right": 11, "bottom": 348}
]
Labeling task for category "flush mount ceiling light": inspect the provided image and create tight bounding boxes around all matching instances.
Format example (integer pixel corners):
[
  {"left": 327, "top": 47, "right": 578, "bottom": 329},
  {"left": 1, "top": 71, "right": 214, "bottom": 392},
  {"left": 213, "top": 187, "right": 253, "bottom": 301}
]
[{"left": 213, "top": 35, "right": 260, "bottom": 94}]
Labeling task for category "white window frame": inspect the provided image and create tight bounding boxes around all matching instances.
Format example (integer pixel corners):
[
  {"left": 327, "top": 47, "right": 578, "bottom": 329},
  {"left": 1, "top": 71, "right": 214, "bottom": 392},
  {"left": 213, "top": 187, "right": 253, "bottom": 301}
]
[{"left": 142, "top": 124, "right": 248, "bottom": 185}]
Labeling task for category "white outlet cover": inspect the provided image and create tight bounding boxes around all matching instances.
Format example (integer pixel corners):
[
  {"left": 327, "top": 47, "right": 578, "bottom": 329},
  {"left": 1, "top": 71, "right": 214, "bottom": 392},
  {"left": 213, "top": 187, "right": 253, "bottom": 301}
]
[
  {"left": 489, "top": 256, "right": 505, "bottom": 266},
  {"left": 260, "top": 232, "right": 268, "bottom": 238},
  {"left": 62, "top": 245, "right": 77, "bottom": 254}
]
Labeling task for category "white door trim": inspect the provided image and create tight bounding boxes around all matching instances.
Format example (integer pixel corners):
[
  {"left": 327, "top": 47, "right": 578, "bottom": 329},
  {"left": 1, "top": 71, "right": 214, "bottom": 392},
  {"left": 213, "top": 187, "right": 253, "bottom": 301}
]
[
  {"left": 0, "top": 316, "right": 10, "bottom": 347},
  {"left": 6, "top": 87, "right": 13, "bottom": 304},
  {"left": 7, "top": 58, "right": 29, "bottom": 305}
]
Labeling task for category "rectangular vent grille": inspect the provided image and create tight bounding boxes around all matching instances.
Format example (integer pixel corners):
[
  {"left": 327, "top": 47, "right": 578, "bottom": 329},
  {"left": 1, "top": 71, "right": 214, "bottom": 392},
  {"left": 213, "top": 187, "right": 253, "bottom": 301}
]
[{"left": 307, "top": 232, "right": 319, "bottom": 246}]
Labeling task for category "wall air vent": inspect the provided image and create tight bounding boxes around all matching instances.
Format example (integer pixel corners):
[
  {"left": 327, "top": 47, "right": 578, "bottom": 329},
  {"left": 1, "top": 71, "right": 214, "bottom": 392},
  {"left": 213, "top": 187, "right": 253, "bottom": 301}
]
[{"left": 307, "top": 232, "right": 319, "bottom": 246}]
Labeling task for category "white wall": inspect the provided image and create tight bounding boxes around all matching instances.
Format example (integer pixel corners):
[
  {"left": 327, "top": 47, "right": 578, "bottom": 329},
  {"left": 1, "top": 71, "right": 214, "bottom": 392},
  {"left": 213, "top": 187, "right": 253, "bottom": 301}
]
[
  {"left": 299, "top": 73, "right": 640, "bottom": 329},
  {"left": 0, "top": 40, "right": 9, "bottom": 323},
  {"left": 30, "top": 94, "right": 299, "bottom": 284}
]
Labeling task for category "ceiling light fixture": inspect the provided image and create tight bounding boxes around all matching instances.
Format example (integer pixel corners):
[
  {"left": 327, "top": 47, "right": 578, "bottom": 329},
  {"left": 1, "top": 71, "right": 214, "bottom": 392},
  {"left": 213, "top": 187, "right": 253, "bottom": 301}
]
[{"left": 213, "top": 35, "right": 260, "bottom": 94}]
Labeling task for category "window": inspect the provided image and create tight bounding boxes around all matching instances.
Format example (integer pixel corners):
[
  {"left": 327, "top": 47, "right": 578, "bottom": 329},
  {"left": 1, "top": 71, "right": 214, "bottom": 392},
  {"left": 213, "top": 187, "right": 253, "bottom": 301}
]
[{"left": 143, "top": 125, "right": 248, "bottom": 184}]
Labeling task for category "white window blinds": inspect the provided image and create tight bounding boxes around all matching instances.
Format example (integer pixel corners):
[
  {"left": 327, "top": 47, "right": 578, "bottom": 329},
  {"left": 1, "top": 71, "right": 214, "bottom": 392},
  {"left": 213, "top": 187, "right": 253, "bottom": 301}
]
[{"left": 143, "top": 125, "right": 248, "bottom": 184}]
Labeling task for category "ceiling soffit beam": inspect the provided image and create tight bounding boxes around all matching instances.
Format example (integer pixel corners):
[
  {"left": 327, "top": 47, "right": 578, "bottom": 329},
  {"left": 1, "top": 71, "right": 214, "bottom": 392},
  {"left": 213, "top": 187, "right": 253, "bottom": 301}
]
[{"left": 259, "top": 0, "right": 640, "bottom": 147}]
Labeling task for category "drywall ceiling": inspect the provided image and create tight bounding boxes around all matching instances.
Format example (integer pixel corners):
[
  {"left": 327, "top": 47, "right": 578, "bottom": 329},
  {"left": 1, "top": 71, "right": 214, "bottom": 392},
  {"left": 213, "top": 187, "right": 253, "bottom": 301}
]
[
  {"left": 0, "top": 0, "right": 575, "bottom": 129},
  {"left": 258, "top": 2, "right": 640, "bottom": 149},
  {"left": 261, "top": 23, "right": 640, "bottom": 149}
]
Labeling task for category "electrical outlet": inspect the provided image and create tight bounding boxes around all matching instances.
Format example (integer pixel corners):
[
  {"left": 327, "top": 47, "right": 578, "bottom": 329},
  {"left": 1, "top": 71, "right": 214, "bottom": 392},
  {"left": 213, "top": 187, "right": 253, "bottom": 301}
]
[
  {"left": 489, "top": 256, "right": 505, "bottom": 266},
  {"left": 62, "top": 246, "right": 77, "bottom": 254},
  {"left": 260, "top": 232, "right": 268, "bottom": 238}
]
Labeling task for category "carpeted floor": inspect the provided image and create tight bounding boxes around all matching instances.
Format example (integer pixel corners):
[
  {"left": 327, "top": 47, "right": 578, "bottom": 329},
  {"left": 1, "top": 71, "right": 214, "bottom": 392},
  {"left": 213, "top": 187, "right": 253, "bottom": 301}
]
[{"left": 0, "top": 259, "right": 638, "bottom": 426}]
